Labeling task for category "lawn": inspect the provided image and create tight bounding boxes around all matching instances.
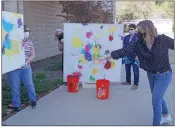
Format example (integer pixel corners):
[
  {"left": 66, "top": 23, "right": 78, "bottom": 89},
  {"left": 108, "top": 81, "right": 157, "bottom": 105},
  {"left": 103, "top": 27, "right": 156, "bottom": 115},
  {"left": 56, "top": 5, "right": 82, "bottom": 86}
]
[{"left": 2, "top": 55, "right": 63, "bottom": 121}]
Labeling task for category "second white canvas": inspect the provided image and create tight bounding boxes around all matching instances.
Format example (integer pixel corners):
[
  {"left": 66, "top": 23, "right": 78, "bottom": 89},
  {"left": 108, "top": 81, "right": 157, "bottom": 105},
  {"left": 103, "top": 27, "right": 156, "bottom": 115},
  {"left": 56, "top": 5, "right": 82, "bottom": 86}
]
[{"left": 64, "top": 23, "right": 124, "bottom": 83}]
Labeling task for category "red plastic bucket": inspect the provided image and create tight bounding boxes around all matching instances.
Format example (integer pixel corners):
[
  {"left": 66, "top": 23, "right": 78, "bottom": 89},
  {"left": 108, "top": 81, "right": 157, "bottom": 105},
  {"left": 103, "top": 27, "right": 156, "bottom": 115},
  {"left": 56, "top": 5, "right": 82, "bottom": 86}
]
[
  {"left": 67, "top": 74, "right": 79, "bottom": 93},
  {"left": 96, "top": 79, "right": 110, "bottom": 99}
]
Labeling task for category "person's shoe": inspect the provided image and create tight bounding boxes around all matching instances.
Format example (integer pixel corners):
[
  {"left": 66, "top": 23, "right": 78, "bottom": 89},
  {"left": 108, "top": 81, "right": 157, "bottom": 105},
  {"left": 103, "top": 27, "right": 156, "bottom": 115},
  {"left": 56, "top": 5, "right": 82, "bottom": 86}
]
[
  {"left": 8, "top": 103, "right": 24, "bottom": 112},
  {"left": 160, "top": 114, "right": 172, "bottom": 125},
  {"left": 121, "top": 82, "right": 131, "bottom": 85},
  {"left": 31, "top": 101, "right": 37, "bottom": 109},
  {"left": 131, "top": 85, "right": 138, "bottom": 90}
]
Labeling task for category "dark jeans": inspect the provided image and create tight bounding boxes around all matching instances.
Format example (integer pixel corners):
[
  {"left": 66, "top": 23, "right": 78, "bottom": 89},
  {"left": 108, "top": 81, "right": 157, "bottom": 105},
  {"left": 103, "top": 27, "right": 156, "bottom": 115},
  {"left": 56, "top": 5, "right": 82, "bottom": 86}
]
[
  {"left": 125, "top": 63, "right": 139, "bottom": 85},
  {"left": 61, "top": 53, "right": 63, "bottom": 73}
]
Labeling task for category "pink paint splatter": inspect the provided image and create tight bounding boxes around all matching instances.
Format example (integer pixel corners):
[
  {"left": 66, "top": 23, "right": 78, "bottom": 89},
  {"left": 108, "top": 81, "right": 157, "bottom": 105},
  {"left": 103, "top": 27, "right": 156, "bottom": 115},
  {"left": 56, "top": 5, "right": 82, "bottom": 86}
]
[
  {"left": 78, "top": 64, "right": 83, "bottom": 70},
  {"left": 86, "top": 32, "right": 93, "bottom": 38},
  {"left": 85, "top": 44, "right": 90, "bottom": 52},
  {"left": 119, "top": 34, "right": 124, "bottom": 41},
  {"left": 73, "top": 72, "right": 82, "bottom": 77}
]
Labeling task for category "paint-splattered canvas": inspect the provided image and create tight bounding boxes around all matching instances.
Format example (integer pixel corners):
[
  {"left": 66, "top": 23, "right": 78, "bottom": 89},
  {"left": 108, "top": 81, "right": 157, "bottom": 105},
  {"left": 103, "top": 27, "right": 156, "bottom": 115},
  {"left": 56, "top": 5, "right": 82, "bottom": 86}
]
[
  {"left": 64, "top": 23, "right": 124, "bottom": 82},
  {"left": 2, "top": 11, "right": 25, "bottom": 74}
]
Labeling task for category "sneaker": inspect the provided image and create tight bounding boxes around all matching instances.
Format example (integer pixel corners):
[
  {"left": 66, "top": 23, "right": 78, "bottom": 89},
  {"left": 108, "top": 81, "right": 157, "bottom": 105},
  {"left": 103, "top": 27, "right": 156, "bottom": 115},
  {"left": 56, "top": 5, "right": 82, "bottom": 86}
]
[
  {"left": 160, "top": 114, "right": 172, "bottom": 125},
  {"left": 131, "top": 85, "right": 138, "bottom": 90},
  {"left": 31, "top": 101, "right": 37, "bottom": 109}
]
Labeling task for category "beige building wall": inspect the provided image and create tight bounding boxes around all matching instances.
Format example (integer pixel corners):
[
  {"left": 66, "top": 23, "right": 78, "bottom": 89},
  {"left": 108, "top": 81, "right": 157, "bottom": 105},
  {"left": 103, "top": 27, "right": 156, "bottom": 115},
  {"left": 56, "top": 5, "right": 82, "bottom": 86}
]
[{"left": 2, "top": 1, "right": 115, "bottom": 61}]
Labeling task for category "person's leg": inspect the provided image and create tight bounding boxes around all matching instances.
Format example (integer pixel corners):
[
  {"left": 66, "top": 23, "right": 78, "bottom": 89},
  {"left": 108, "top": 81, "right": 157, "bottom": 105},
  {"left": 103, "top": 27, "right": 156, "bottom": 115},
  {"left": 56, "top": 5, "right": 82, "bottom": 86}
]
[
  {"left": 132, "top": 64, "right": 139, "bottom": 85},
  {"left": 21, "top": 67, "right": 36, "bottom": 104},
  {"left": 62, "top": 53, "right": 63, "bottom": 74},
  {"left": 147, "top": 72, "right": 154, "bottom": 92},
  {"left": 125, "top": 64, "right": 131, "bottom": 84},
  {"left": 151, "top": 71, "right": 172, "bottom": 126},
  {"left": 131, "top": 64, "right": 139, "bottom": 90},
  {"left": 7, "top": 70, "right": 21, "bottom": 108}
]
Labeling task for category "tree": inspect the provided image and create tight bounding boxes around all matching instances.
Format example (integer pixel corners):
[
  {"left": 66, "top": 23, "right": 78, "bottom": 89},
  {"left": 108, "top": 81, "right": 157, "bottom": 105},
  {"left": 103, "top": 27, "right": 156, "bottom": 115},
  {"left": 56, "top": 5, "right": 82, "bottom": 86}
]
[
  {"left": 116, "top": 1, "right": 174, "bottom": 22},
  {"left": 58, "top": 1, "right": 114, "bottom": 23},
  {"left": 116, "top": 1, "right": 155, "bottom": 22}
]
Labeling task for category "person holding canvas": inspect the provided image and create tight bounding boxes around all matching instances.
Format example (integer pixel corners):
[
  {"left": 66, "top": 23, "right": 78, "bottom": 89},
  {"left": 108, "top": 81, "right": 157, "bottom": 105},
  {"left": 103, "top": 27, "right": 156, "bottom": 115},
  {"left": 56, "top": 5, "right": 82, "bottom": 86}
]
[
  {"left": 7, "top": 25, "right": 37, "bottom": 112},
  {"left": 122, "top": 24, "right": 139, "bottom": 90},
  {"left": 97, "top": 20, "right": 174, "bottom": 126},
  {"left": 55, "top": 29, "right": 64, "bottom": 73}
]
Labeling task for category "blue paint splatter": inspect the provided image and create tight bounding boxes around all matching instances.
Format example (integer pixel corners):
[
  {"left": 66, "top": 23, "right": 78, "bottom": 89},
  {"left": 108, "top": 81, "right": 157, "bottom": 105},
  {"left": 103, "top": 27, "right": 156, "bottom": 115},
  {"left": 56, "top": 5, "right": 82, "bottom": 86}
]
[
  {"left": 81, "top": 49, "right": 85, "bottom": 54},
  {"left": 3, "top": 34, "right": 12, "bottom": 49},
  {"left": 17, "top": 18, "right": 23, "bottom": 28},
  {"left": 84, "top": 52, "right": 92, "bottom": 61},
  {"left": 2, "top": 18, "right": 14, "bottom": 33},
  {"left": 2, "top": 45, "right": 5, "bottom": 55},
  {"left": 100, "top": 26, "right": 104, "bottom": 29}
]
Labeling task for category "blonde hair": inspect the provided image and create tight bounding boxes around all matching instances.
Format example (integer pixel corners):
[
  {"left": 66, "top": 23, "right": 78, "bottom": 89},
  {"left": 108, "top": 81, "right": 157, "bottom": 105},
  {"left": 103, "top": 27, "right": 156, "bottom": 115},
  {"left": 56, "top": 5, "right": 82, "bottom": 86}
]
[{"left": 137, "top": 20, "right": 157, "bottom": 43}]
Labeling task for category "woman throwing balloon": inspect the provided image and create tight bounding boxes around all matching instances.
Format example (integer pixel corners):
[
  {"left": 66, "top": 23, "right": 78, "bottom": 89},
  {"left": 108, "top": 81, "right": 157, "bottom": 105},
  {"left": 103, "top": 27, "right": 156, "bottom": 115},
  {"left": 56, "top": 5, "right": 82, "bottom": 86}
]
[{"left": 97, "top": 20, "right": 174, "bottom": 126}]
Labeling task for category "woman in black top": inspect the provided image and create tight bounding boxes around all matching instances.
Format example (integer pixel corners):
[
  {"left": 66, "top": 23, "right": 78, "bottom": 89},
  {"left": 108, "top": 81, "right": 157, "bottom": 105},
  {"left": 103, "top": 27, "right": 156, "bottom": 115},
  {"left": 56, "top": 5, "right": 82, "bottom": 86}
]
[
  {"left": 97, "top": 20, "right": 174, "bottom": 126},
  {"left": 55, "top": 29, "right": 64, "bottom": 73}
]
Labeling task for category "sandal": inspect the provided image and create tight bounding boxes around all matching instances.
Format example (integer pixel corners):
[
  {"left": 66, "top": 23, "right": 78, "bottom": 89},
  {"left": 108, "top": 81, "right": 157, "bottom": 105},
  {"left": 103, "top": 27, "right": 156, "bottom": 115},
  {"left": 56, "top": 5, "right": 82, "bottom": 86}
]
[
  {"left": 121, "top": 82, "right": 131, "bottom": 85},
  {"left": 131, "top": 85, "right": 138, "bottom": 90}
]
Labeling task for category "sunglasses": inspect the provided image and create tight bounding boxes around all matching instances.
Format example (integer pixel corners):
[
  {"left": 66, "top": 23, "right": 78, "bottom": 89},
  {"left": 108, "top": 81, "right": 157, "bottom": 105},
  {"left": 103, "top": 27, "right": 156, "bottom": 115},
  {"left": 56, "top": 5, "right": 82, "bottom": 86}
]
[{"left": 24, "top": 30, "right": 30, "bottom": 32}]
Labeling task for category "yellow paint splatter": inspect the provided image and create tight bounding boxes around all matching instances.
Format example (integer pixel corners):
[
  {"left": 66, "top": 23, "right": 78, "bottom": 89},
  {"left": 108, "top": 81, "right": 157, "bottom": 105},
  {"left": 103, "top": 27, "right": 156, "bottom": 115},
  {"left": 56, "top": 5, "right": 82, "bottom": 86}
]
[
  {"left": 78, "top": 55, "right": 86, "bottom": 64},
  {"left": 5, "top": 40, "right": 20, "bottom": 57},
  {"left": 93, "top": 46, "right": 100, "bottom": 58},
  {"left": 72, "top": 37, "right": 83, "bottom": 48},
  {"left": 2, "top": 28, "right": 6, "bottom": 41},
  {"left": 92, "top": 68, "right": 99, "bottom": 75},
  {"left": 13, "top": 13, "right": 20, "bottom": 18},
  {"left": 96, "top": 30, "right": 105, "bottom": 38},
  {"left": 111, "top": 60, "right": 116, "bottom": 68},
  {"left": 109, "top": 26, "right": 117, "bottom": 33}
]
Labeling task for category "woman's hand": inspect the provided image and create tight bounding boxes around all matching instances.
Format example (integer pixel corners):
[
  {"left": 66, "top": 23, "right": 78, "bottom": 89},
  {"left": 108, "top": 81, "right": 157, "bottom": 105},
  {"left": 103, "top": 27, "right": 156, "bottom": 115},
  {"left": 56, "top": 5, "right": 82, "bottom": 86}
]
[{"left": 96, "top": 55, "right": 111, "bottom": 64}]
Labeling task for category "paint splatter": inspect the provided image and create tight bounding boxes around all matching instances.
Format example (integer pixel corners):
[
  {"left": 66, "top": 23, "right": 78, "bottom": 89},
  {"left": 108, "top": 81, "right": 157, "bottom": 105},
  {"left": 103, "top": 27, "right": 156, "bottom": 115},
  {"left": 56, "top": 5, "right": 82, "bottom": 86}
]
[
  {"left": 73, "top": 71, "right": 82, "bottom": 77},
  {"left": 2, "top": 45, "right": 5, "bottom": 55},
  {"left": 84, "top": 52, "right": 92, "bottom": 61},
  {"left": 17, "top": 18, "right": 23, "bottom": 28},
  {"left": 100, "top": 26, "right": 104, "bottom": 29},
  {"left": 86, "top": 32, "right": 93, "bottom": 38},
  {"left": 109, "top": 35, "right": 114, "bottom": 41},
  {"left": 78, "top": 64, "right": 83, "bottom": 70},
  {"left": 119, "top": 34, "right": 124, "bottom": 41},
  {"left": 111, "top": 60, "right": 116, "bottom": 68},
  {"left": 3, "top": 34, "right": 12, "bottom": 49},
  {"left": 78, "top": 55, "right": 86, "bottom": 64},
  {"left": 2, "top": 18, "right": 14, "bottom": 33},
  {"left": 108, "top": 26, "right": 117, "bottom": 33},
  {"left": 72, "top": 37, "right": 83, "bottom": 48},
  {"left": 89, "top": 75, "right": 95, "bottom": 81},
  {"left": 92, "top": 68, "right": 99, "bottom": 75},
  {"left": 93, "top": 46, "right": 100, "bottom": 58},
  {"left": 104, "top": 50, "right": 110, "bottom": 55},
  {"left": 104, "top": 60, "right": 111, "bottom": 70}
]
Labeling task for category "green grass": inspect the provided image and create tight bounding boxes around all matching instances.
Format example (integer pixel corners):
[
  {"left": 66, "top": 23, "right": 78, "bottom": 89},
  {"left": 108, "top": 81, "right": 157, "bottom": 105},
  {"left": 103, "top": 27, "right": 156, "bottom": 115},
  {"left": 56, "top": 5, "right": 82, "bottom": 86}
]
[
  {"left": 2, "top": 71, "right": 63, "bottom": 119},
  {"left": 45, "top": 61, "right": 62, "bottom": 71}
]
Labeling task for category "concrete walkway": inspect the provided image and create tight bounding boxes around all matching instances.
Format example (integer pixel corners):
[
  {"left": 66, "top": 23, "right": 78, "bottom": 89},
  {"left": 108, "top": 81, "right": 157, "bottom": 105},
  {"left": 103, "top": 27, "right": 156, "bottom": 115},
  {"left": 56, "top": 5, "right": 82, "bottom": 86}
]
[{"left": 2, "top": 66, "right": 173, "bottom": 126}]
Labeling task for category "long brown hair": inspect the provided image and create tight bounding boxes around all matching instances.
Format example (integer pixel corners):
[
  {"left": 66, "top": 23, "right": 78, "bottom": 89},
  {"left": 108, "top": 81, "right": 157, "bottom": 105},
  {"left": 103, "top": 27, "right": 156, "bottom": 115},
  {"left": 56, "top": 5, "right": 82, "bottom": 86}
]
[{"left": 137, "top": 20, "right": 157, "bottom": 43}]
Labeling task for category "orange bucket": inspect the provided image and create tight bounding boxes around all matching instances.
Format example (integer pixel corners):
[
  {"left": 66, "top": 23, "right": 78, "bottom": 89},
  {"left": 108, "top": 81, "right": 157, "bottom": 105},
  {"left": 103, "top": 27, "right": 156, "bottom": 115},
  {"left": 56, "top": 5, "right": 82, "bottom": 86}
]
[
  {"left": 67, "top": 74, "right": 79, "bottom": 93},
  {"left": 96, "top": 79, "right": 110, "bottom": 99}
]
